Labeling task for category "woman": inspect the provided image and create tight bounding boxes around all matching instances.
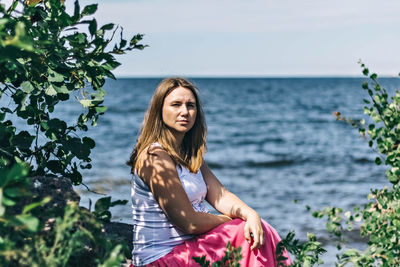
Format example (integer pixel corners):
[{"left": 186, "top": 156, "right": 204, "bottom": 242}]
[{"left": 127, "top": 78, "right": 291, "bottom": 267}]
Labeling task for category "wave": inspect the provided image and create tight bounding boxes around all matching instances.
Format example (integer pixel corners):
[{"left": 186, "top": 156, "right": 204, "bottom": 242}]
[
  {"left": 206, "top": 162, "right": 225, "bottom": 169},
  {"left": 352, "top": 157, "right": 374, "bottom": 164},
  {"left": 206, "top": 159, "right": 299, "bottom": 169},
  {"left": 245, "top": 159, "right": 297, "bottom": 167}
]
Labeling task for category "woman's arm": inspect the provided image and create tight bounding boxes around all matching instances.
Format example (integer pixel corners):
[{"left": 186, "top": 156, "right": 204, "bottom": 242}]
[
  {"left": 137, "top": 147, "right": 231, "bottom": 235},
  {"left": 201, "top": 162, "right": 265, "bottom": 250}
]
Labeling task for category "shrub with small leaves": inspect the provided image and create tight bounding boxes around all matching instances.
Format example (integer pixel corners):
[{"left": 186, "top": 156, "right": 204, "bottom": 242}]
[
  {"left": 0, "top": 0, "right": 146, "bottom": 185},
  {"left": 276, "top": 231, "right": 326, "bottom": 267},
  {"left": 0, "top": 0, "right": 144, "bottom": 265},
  {"left": 310, "top": 63, "right": 400, "bottom": 266},
  {"left": 193, "top": 242, "right": 242, "bottom": 267}
]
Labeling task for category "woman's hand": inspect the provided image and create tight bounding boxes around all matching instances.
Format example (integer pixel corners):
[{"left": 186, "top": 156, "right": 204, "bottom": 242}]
[{"left": 244, "top": 212, "right": 264, "bottom": 250}]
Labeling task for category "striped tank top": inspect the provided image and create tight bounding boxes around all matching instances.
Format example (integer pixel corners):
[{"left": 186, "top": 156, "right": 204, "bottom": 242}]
[{"left": 131, "top": 144, "right": 209, "bottom": 266}]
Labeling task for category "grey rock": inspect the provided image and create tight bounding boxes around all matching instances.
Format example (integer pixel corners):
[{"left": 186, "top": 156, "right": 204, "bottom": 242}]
[
  {"left": 104, "top": 221, "right": 133, "bottom": 253},
  {"left": 14, "top": 176, "right": 80, "bottom": 218}
]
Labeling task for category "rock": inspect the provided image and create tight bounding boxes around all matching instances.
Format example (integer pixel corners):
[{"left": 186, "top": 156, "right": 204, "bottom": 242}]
[
  {"left": 104, "top": 221, "right": 133, "bottom": 253},
  {"left": 14, "top": 176, "right": 80, "bottom": 218},
  {"left": 14, "top": 176, "right": 135, "bottom": 262},
  {"left": 31, "top": 176, "right": 80, "bottom": 212},
  {"left": 104, "top": 221, "right": 133, "bottom": 264}
]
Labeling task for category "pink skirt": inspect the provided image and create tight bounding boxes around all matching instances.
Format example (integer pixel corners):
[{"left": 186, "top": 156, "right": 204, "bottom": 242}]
[{"left": 134, "top": 219, "right": 291, "bottom": 267}]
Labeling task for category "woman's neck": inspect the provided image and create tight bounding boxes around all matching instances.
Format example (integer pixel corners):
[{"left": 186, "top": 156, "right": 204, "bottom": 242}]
[{"left": 166, "top": 128, "right": 184, "bottom": 151}]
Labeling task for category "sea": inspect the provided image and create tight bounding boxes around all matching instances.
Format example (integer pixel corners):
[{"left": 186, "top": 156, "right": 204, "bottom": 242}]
[{"left": 8, "top": 77, "right": 400, "bottom": 265}]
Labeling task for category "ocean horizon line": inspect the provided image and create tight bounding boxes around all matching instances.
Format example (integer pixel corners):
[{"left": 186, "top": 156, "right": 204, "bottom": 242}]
[{"left": 113, "top": 75, "right": 399, "bottom": 79}]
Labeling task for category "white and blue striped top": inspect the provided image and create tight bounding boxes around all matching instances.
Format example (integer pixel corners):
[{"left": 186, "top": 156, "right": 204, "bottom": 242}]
[{"left": 131, "top": 144, "right": 209, "bottom": 266}]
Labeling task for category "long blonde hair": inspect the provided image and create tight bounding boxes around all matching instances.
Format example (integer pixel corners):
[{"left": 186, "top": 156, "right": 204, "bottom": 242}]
[{"left": 127, "top": 77, "right": 207, "bottom": 173}]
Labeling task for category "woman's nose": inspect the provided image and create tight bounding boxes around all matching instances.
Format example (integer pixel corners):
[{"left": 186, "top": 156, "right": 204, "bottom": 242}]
[{"left": 180, "top": 105, "right": 189, "bottom": 115}]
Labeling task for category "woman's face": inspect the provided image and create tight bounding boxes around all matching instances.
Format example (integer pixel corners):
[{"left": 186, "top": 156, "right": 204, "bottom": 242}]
[{"left": 162, "top": 86, "right": 197, "bottom": 136}]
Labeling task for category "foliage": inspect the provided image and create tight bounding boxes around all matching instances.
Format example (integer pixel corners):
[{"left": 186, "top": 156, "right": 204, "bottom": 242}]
[
  {"left": 193, "top": 232, "right": 326, "bottom": 267},
  {"left": 310, "top": 206, "right": 350, "bottom": 250},
  {"left": 0, "top": 0, "right": 145, "bottom": 266},
  {"left": 358, "top": 64, "right": 400, "bottom": 184},
  {"left": 93, "top": 196, "right": 128, "bottom": 223},
  {"left": 276, "top": 62, "right": 400, "bottom": 267},
  {"left": 0, "top": 0, "right": 146, "bottom": 185},
  {"left": 0, "top": 160, "right": 45, "bottom": 232},
  {"left": 193, "top": 242, "right": 242, "bottom": 267},
  {"left": 0, "top": 161, "right": 128, "bottom": 266},
  {"left": 276, "top": 231, "right": 326, "bottom": 267},
  {"left": 310, "top": 63, "right": 400, "bottom": 266}
]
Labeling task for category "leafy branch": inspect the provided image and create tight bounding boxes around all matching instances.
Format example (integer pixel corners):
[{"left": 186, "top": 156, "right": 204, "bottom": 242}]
[{"left": 0, "top": 0, "right": 146, "bottom": 184}]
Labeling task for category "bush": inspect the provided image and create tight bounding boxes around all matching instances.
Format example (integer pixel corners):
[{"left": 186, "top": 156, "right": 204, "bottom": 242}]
[
  {"left": 0, "top": 0, "right": 145, "bottom": 265},
  {"left": 0, "top": 161, "right": 127, "bottom": 266},
  {"left": 0, "top": 0, "right": 145, "bottom": 184},
  {"left": 301, "top": 63, "right": 400, "bottom": 266}
]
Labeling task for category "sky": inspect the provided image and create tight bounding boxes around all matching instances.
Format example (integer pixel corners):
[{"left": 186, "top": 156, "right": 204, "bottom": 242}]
[{"left": 15, "top": 0, "right": 400, "bottom": 77}]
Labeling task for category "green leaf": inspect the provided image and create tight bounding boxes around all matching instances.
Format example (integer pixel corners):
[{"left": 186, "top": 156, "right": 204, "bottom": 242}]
[
  {"left": 4, "top": 186, "right": 26, "bottom": 198},
  {"left": 110, "top": 199, "right": 128, "bottom": 207},
  {"left": 119, "top": 38, "right": 127, "bottom": 48},
  {"left": 89, "top": 19, "right": 97, "bottom": 36},
  {"left": 22, "top": 197, "right": 51, "bottom": 214},
  {"left": 80, "top": 163, "right": 92, "bottom": 169},
  {"left": 102, "top": 60, "right": 120, "bottom": 71},
  {"left": 130, "top": 34, "right": 144, "bottom": 46},
  {"left": 6, "top": 162, "right": 29, "bottom": 184},
  {"left": 1, "top": 107, "right": 12, "bottom": 113},
  {"left": 63, "top": 137, "right": 91, "bottom": 159},
  {"left": 12, "top": 131, "right": 34, "bottom": 149},
  {"left": 82, "top": 136, "right": 95, "bottom": 149},
  {"left": 82, "top": 4, "right": 98, "bottom": 16},
  {"left": 363, "top": 68, "right": 369, "bottom": 76},
  {"left": 386, "top": 169, "right": 400, "bottom": 184},
  {"left": 97, "top": 245, "right": 125, "bottom": 267},
  {"left": 95, "top": 106, "right": 107, "bottom": 113},
  {"left": 45, "top": 84, "right": 57, "bottom": 96},
  {"left": 15, "top": 214, "right": 40, "bottom": 232},
  {"left": 101, "top": 23, "right": 114, "bottom": 31},
  {"left": 40, "top": 121, "right": 49, "bottom": 131},
  {"left": 73, "top": 0, "right": 80, "bottom": 20},
  {"left": 53, "top": 84, "right": 70, "bottom": 94},
  {"left": 47, "top": 160, "right": 63, "bottom": 173},
  {"left": 48, "top": 119, "right": 67, "bottom": 132},
  {"left": 46, "top": 118, "right": 67, "bottom": 139},
  {"left": 2, "top": 195, "right": 16, "bottom": 206},
  {"left": 368, "top": 140, "right": 373, "bottom": 147},
  {"left": 94, "top": 196, "right": 111, "bottom": 213},
  {"left": 48, "top": 69, "right": 65, "bottom": 82},
  {"left": 21, "top": 81, "right": 35, "bottom": 93},
  {"left": 96, "top": 210, "right": 112, "bottom": 221},
  {"left": 12, "top": 90, "right": 27, "bottom": 107},
  {"left": 6, "top": 0, "right": 18, "bottom": 14},
  {"left": 79, "top": 99, "right": 93, "bottom": 107}
]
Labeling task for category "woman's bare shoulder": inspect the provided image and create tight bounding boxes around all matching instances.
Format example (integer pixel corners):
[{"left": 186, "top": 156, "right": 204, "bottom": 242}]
[
  {"left": 137, "top": 144, "right": 169, "bottom": 162},
  {"left": 136, "top": 144, "right": 175, "bottom": 181}
]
